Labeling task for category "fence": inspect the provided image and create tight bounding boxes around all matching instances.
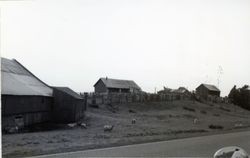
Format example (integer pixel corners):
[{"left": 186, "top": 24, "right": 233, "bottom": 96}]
[{"left": 81, "top": 92, "right": 192, "bottom": 106}]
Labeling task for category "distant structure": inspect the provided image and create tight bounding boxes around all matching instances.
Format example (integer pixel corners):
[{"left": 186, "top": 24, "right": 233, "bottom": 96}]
[
  {"left": 171, "top": 87, "right": 190, "bottom": 94},
  {"left": 1, "top": 58, "right": 86, "bottom": 130},
  {"left": 157, "top": 86, "right": 172, "bottom": 94},
  {"left": 171, "top": 87, "right": 191, "bottom": 99},
  {"left": 94, "top": 77, "right": 141, "bottom": 94},
  {"left": 158, "top": 86, "right": 191, "bottom": 100},
  {"left": 1, "top": 58, "right": 53, "bottom": 129},
  {"left": 196, "top": 83, "right": 220, "bottom": 99},
  {"left": 52, "top": 87, "right": 85, "bottom": 123}
]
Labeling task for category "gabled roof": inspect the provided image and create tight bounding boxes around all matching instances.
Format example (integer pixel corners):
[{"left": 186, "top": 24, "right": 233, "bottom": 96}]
[
  {"left": 199, "top": 84, "right": 220, "bottom": 92},
  {"left": 53, "top": 87, "right": 83, "bottom": 99},
  {"left": 94, "top": 78, "right": 141, "bottom": 90},
  {"left": 1, "top": 58, "right": 53, "bottom": 96},
  {"left": 172, "top": 87, "right": 189, "bottom": 93}
]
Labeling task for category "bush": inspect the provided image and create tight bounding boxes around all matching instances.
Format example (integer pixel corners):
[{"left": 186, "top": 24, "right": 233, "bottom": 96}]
[
  {"left": 183, "top": 106, "right": 195, "bottom": 112},
  {"left": 228, "top": 85, "right": 250, "bottom": 110},
  {"left": 213, "top": 114, "right": 220, "bottom": 117},
  {"left": 200, "top": 110, "right": 207, "bottom": 114},
  {"left": 209, "top": 124, "right": 224, "bottom": 129},
  {"left": 128, "top": 109, "right": 136, "bottom": 113},
  {"left": 219, "top": 106, "right": 231, "bottom": 112}
]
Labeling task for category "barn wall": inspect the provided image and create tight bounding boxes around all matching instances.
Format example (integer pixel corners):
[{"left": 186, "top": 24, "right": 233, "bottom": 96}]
[
  {"left": 74, "top": 100, "right": 85, "bottom": 121},
  {"left": 94, "top": 80, "right": 107, "bottom": 93},
  {"left": 208, "top": 90, "right": 220, "bottom": 97},
  {"left": 196, "top": 85, "right": 220, "bottom": 99},
  {"left": 52, "top": 89, "right": 85, "bottom": 123},
  {"left": 1, "top": 95, "right": 52, "bottom": 128},
  {"left": 196, "top": 85, "right": 209, "bottom": 99}
]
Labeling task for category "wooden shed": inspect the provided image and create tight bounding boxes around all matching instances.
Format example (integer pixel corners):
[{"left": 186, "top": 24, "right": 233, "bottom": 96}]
[
  {"left": 1, "top": 58, "right": 53, "bottom": 129},
  {"left": 52, "top": 87, "right": 85, "bottom": 123},
  {"left": 94, "top": 77, "right": 141, "bottom": 94},
  {"left": 196, "top": 83, "right": 220, "bottom": 99}
]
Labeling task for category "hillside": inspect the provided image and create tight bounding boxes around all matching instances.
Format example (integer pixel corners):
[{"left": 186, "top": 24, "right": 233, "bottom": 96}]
[{"left": 3, "top": 100, "right": 250, "bottom": 157}]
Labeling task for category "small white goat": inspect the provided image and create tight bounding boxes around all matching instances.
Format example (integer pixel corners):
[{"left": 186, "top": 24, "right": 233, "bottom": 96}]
[
  {"left": 193, "top": 118, "right": 198, "bottom": 124},
  {"left": 68, "top": 123, "right": 77, "bottom": 128},
  {"left": 104, "top": 125, "right": 114, "bottom": 132},
  {"left": 132, "top": 118, "right": 136, "bottom": 124},
  {"left": 81, "top": 123, "right": 87, "bottom": 129}
]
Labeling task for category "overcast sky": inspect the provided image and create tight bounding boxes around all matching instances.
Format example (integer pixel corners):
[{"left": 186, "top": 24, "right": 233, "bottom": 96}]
[{"left": 1, "top": 0, "right": 250, "bottom": 96}]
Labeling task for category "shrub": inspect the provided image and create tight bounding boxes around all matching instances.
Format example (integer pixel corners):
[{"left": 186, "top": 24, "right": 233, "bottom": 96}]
[
  {"left": 128, "top": 109, "right": 136, "bottom": 113},
  {"left": 200, "top": 110, "right": 207, "bottom": 114},
  {"left": 220, "top": 106, "right": 231, "bottom": 112},
  {"left": 228, "top": 85, "right": 250, "bottom": 110},
  {"left": 183, "top": 106, "right": 195, "bottom": 112},
  {"left": 209, "top": 124, "right": 224, "bottom": 129}
]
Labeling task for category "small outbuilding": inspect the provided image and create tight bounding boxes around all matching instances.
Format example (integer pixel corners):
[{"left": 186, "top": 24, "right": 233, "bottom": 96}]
[
  {"left": 1, "top": 58, "right": 53, "bottom": 129},
  {"left": 171, "top": 87, "right": 191, "bottom": 100},
  {"left": 94, "top": 77, "right": 141, "bottom": 94},
  {"left": 196, "top": 83, "right": 220, "bottom": 99},
  {"left": 52, "top": 87, "right": 85, "bottom": 123}
]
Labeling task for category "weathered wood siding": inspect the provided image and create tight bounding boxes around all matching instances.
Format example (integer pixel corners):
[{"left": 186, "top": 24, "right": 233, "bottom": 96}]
[
  {"left": 1, "top": 95, "right": 52, "bottom": 128},
  {"left": 94, "top": 80, "right": 108, "bottom": 93},
  {"left": 196, "top": 85, "right": 220, "bottom": 99},
  {"left": 52, "top": 89, "right": 85, "bottom": 123}
]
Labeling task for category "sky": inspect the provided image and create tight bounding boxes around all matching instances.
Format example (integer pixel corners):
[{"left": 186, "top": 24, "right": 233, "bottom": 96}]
[{"left": 1, "top": 0, "right": 250, "bottom": 96}]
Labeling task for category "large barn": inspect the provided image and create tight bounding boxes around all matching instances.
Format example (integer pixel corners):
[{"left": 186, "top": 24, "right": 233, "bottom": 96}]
[
  {"left": 1, "top": 58, "right": 53, "bottom": 129},
  {"left": 196, "top": 83, "right": 220, "bottom": 99},
  {"left": 1, "top": 58, "right": 86, "bottom": 130},
  {"left": 94, "top": 77, "right": 141, "bottom": 94}
]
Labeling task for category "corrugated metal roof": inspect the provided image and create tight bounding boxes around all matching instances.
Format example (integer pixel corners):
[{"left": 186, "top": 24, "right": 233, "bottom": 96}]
[
  {"left": 53, "top": 87, "right": 83, "bottom": 99},
  {"left": 96, "top": 78, "right": 141, "bottom": 90},
  {"left": 1, "top": 58, "right": 53, "bottom": 96},
  {"left": 202, "top": 84, "right": 220, "bottom": 92}
]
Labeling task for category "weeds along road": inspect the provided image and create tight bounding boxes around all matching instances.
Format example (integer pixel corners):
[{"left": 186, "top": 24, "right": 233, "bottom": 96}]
[{"left": 31, "top": 130, "right": 250, "bottom": 157}]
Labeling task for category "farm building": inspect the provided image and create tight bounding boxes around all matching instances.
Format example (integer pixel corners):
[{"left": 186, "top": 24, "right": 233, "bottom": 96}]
[
  {"left": 94, "top": 77, "right": 141, "bottom": 94},
  {"left": 1, "top": 58, "right": 87, "bottom": 130},
  {"left": 157, "top": 86, "right": 172, "bottom": 94},
  {"left": 171, "top": 87, "right": 190, "bottom": 94},
  {"left": 1, "top": 58, "right": 53, "bottom": 129},
  {"left": 171, "top": 87, "right": 191, "bottom": 99},
  {"left": 196, "top": 83, "right": 220, "bottom": 99},
  {"left": 52, "top": 87, "right": 85, "bottom": 123}
]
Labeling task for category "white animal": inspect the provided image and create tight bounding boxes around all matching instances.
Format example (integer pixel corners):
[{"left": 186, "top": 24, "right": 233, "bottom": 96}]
[
  {"left": 132, "top": 118, "right": 136, "bottom": 124},
  {"left": 193, "top": 118, "right": 198, "bottom": 124},
  {"left": 68, "top": 123, "right": 77, "bottom": 128},
  {"left": 104, "top": 125, "right": 114, "bottom": 132},
  {"left": 81, "top": 123, "right": 87, "bottom": 129}
]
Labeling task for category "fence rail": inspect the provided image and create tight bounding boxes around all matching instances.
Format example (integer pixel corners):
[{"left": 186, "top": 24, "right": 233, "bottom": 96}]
[{"left": 81, "top": 92, "right": 191, "bottom": 105}]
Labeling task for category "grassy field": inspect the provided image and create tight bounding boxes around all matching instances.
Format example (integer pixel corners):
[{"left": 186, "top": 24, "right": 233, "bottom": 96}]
[{"left": 2, "top": 100, "right": 250, "bottom": 157}]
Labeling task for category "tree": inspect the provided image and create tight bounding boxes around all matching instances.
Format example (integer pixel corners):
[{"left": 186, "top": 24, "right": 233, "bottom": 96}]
[{"left": 228, "top": 85, "right": 250, "bottom": 110}]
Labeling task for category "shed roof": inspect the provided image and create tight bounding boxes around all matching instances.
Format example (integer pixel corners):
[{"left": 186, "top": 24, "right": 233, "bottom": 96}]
[
  {"left": 53, "top": 87, "right": 83, "bottom": 99},
  {"left": 199, "top": 84, "right": 220, "bottom": 92},
  {"left": 1, "top": 58, "right": 53, "bottom": 96},
  {"left": 95, "top": 78, "right": 141, "bottom": 90}
]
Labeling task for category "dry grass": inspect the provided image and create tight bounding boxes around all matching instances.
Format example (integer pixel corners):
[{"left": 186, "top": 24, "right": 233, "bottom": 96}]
[{"left": 2, "top": 100, "right": 250, "bottom": 157}]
